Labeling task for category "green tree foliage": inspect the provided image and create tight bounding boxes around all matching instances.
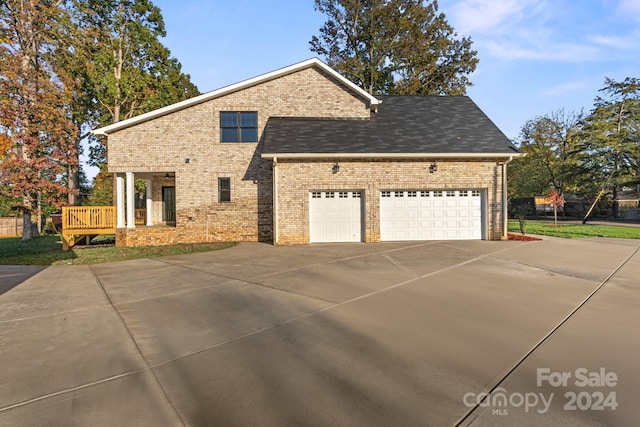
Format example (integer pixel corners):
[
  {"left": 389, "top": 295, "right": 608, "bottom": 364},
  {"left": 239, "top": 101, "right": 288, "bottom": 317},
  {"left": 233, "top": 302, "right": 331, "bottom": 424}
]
[
  {"left": 0, "top": 192, "right": 20, "bottom": 217},
  {"left": 578, "top": 78, "right": 640, "bottom": 216},
  {"left": 511, "top": 78, "right": 640, "bottom": 219},
  {"left": 309, "top": 0, "right": 478, "bottom": 95},
  {"left": 508, "top": 110, "right": 583, "bottom": 198},
  {"left": 1, "top": 0, "right": 199, "bottom": 239},
  {"left": 68, "top": 0, "right": 199, "bottom": 166},
  {"left": 0, "top": 0, "right": 79, "bottom": 239},
  {"left": 85, "top": 165, "right": 114, "bottom": 206}
]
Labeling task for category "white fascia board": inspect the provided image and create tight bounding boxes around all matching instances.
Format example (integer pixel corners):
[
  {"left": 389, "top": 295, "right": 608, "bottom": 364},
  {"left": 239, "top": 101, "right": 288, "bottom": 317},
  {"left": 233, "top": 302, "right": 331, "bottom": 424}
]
[
  {"left": 261, "top": 152, "right": 525, "bottom": 160},
  {"left": 92, "top": 58, "right": 380, "bottom": 136}
]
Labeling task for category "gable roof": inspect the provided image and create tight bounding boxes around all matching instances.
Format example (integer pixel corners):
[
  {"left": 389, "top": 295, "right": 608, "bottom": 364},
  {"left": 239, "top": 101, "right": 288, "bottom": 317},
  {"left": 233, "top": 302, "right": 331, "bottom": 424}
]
[
  {"left": 92, "top": 58, "right": 380, "bottom": 136},
  {"left": 262, "top": 96, "right": 522, "bottom": 159}
]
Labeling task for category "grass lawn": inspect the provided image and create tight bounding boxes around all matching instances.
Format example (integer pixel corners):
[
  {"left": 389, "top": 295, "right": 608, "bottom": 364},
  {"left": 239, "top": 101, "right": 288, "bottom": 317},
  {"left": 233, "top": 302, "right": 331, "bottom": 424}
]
[
  {"left": 0, "top": 234, "right": 236, "bottom": 266},
  {"left": 508, "top": 220, "right": 640, "bottom": 239}
]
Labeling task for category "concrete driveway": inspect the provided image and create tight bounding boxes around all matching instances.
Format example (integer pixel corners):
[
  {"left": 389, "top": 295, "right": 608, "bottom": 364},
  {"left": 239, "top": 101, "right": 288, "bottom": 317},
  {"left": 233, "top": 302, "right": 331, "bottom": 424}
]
[{"left": 0, "top": 238, "right": 638, "bottom": 426}]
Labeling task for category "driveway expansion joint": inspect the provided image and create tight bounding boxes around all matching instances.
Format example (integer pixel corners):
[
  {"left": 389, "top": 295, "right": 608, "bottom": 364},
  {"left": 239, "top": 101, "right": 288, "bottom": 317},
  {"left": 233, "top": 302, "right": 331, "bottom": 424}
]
[
  {"left": 453, "top": 245, "right": 640, "bottom": 427},
  {"left": 379, "top": 253, "right": 420, "bottom": 277},
  {"left": 152, "top": 242, "right": 531, "bottom": 367},
  {"left": 152, "top": 257, "right": 338, "bottom": 304},
  {"left": 88, "top": 265, "right": 186, "bottom": 426}
]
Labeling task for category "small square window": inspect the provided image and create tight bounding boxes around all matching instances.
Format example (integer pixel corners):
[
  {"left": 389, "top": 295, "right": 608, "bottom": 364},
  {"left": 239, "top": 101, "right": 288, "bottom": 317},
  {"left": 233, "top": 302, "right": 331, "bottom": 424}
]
[
  {"left": 339, "top": 192, "right": 348, "bottom": 198},
  {"left": 472, "top": 190, "right": 481, "bottom": 197},
  {"left": 395, "top": 191, "right": 404, "bottom": 197},
  {"left": 407, "top": 191, "right": 417, "bottom": 197},
  {"left": 326, "top": 192, "right": 335, "bottom": 198},
  {"left": 381, "top": 191, "right": 391, "bottom": 198},
  {"left": 433, "top": 191, "right": 443, "bottom": 197},
  {"left": 312, "top": 192, "right": 322, "bottom": 198},
  {"left": 421, "top": 191, "right": 429, "bottom": 197},
  {"left": 218, "top": 177, "right": 231, "bottom": 202},
  {"left": 353, "top": 192, "right": 362, "bottom": 198}
]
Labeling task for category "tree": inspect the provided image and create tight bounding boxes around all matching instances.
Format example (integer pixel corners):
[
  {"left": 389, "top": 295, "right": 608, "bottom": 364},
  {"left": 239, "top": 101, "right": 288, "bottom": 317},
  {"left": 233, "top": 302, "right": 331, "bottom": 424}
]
[
  {"left": 0, "top": 192, "right": 20, "bottom": 217},
  {"left": 578, "top": 78, "right": 640, "bottom": 217},
  {"left": 0, "top": 0, "right": 78, "bottom": 240},
  {"left": 309, "top": 0, "right": 478, "bottom": 95},
  {"left": 547, "top": 189, "right": 564, "bottom": 226},
  {"left": 68, "top": 0, "right": 199, "bottom": 168},
  {"left": 85, "top": 165, "right": 115, "bottom": 205},
  {"left": 508, "top": 110, "right": 583, "bottom": 199}
]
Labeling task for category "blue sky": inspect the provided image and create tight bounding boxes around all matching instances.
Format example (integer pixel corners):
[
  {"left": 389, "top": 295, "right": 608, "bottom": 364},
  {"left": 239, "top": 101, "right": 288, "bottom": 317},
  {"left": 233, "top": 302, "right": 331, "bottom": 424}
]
[{"left": 149, "top": 0, "right": 640, "bottom": 141}]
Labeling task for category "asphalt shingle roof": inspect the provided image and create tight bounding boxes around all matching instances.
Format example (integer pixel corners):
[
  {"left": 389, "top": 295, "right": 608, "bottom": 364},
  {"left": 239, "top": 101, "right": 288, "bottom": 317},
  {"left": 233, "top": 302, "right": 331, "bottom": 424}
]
[{"left": 263, "top": 96, "right": 520, "bottom": 155}]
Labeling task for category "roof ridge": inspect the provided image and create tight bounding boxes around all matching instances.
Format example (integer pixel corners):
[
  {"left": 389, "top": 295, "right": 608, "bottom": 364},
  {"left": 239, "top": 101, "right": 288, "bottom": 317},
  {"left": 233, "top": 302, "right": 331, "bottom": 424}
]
[
  {"left": 92, "top": 58, "right": 380, "bottom": 135},
  {"left": 268, "top": 116, "right": 371, "bottom": 121}
]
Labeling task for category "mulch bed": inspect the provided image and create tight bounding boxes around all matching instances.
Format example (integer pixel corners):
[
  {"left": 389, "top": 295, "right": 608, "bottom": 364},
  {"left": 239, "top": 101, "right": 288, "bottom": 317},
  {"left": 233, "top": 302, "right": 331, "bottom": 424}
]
[{"left": 508, "top": 233, "right": 542, "bottom": 241}]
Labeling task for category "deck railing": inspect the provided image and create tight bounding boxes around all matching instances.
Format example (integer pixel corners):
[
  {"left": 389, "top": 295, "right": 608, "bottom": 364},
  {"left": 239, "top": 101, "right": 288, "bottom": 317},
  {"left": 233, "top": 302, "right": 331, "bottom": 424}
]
[
  {"left": 61, "top": 206, "right": 117, "bottom": 250},
  {"left": 62, "top": 206, "right": 116, "bottom": 230},
  {"left": 135, "top": 209, "right": 146, "bottom": 225}
]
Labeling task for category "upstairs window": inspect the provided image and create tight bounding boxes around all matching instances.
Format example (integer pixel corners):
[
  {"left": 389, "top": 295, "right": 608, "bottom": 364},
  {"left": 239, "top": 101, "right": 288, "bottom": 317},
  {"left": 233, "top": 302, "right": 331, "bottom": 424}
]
[{"left": 220, "top": 112, "right": 258, "bottom": 142}]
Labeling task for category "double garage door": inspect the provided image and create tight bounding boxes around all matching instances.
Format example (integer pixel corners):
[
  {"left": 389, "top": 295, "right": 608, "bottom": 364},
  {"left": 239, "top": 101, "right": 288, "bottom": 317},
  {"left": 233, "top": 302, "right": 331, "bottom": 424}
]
[
  {"left": 309, "top": 190, "right": 483, "bottom": 243},
  {"left": 380, "top": 190, "right": 483, "bottom": 240}
]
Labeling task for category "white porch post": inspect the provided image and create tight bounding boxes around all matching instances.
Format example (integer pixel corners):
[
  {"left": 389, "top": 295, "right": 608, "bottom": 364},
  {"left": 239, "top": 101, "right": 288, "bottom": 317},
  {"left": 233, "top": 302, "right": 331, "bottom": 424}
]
[
  {"left": 126, "top": 172, "right": 135, "bottom": 229},
  {"left": 116, "top": 174, "right": 125, "bottom": 228},
  {"left": 145, "top": 178, "right": 153, "bottom": 226}
]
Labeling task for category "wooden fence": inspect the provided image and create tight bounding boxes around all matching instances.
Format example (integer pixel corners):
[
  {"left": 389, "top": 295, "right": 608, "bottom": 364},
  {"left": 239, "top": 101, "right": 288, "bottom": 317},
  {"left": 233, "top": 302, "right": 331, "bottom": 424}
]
[{"left": 0, "top": 217, "right": 23, "bottom": 237}]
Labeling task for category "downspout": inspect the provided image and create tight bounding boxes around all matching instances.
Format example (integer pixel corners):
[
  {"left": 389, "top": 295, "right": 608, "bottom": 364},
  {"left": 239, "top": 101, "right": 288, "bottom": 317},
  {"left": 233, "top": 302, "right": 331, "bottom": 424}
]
[
  {"left": 502, "top": 157, "right": 514, "bottom": 239},
  {"left": 273, "top": 157, "right": 278, "bottom": 244}
]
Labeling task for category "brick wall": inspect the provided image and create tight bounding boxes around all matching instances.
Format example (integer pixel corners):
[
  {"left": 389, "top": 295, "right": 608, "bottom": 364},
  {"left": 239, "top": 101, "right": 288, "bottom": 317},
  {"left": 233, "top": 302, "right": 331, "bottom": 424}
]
[
  {"left": 116, "top": 226, "right": 216, "bottom": 247},
  {"left": 107, "top": 66, "right": 371, "bottom": 246},
  {"left": 105, "top": 64, "right": 507, "bottom": 247},
  {"left": 274, "top": 159, "right": 505, "bottom": 244}
]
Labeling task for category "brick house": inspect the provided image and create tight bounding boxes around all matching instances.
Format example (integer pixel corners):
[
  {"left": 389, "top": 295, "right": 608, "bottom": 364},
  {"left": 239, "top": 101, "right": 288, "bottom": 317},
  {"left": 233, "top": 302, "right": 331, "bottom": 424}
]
[{"left": 93, "top": 58, "right": 522, "bottom": 246}]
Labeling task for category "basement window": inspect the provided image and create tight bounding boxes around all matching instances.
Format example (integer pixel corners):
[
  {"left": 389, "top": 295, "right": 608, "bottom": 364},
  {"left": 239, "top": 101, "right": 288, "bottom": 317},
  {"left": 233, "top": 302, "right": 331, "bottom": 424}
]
[
  {"left": 220, "top": 112, "right": 258, "bottom": 142},
  {"left": 218, "top": 178, "right": 231, "bottom": 202}
]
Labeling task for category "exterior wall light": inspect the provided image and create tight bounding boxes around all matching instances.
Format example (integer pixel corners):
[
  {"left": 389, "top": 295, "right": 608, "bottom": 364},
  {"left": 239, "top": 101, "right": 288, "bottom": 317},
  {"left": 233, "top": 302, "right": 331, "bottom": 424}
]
[
  {"left": 332, "top": 162, "right": 340, "bottom": 174},
  {"left": 429, "top": 162, "right": 438, "bottom": 173}
]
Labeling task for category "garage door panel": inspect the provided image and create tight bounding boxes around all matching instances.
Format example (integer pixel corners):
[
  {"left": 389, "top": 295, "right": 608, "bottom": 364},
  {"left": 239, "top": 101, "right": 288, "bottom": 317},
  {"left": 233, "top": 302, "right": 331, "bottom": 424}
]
[
  {"left": 380, "top": 189, "right": 483, "bottom": 241},
  {"left": 310, "top": 191, "right": 362, "bottom": 243}
]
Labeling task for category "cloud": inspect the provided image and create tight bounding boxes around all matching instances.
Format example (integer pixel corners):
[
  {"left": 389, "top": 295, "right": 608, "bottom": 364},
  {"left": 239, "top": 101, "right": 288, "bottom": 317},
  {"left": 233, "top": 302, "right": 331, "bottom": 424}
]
[
  {"left": 589, "top": 33, "right": 639, "bottom": 50},
  {"left": 540, "top": 81, "right": 590, "bottom": 97},
  {"left": 483, "top": 39, "right": 602, "bottom": 62},
  {"left": 446, "top": 0, "right": 543, "bottom": 34},
  {"left": 617, "top": 0, "right": 640, "bottom": 13},
  {"left": 442, "top": 0, "right": 640, "bottom": 64}
]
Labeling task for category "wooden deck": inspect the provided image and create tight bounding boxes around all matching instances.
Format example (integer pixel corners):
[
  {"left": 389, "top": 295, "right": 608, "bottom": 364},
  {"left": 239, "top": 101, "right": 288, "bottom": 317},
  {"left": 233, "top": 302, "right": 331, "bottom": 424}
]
[{"left": 61, "top": 206, "right": 116, "bottom": 250}]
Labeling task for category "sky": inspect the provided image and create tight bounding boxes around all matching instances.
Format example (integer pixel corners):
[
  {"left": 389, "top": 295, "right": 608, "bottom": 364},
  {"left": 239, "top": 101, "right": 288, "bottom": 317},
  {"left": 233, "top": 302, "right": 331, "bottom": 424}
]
[{"left": 147, "top": 0, "right": 640, "bottom": 141}]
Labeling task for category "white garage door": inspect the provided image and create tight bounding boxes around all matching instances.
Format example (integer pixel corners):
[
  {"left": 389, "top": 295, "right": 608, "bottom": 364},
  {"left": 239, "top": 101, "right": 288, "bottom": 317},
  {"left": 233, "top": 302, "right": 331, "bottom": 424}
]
[
  {"left": 309, "top": 191, "right": 363, "bottom": 243},
  {"left": 380, "top": 190, "right": 483, "bottom": 241}
]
